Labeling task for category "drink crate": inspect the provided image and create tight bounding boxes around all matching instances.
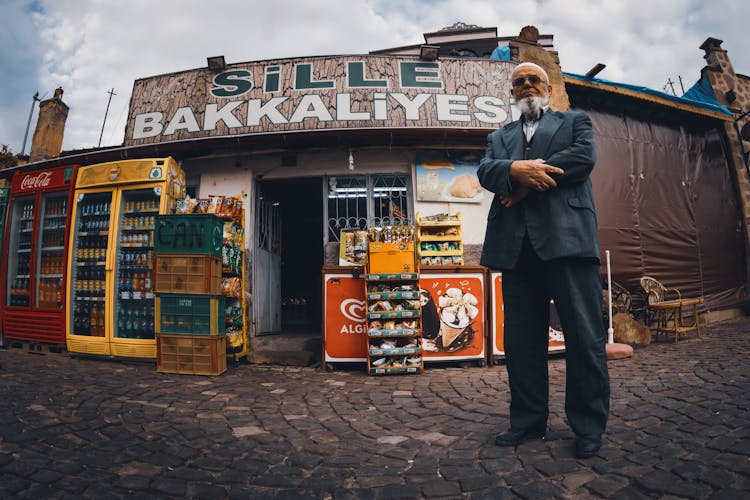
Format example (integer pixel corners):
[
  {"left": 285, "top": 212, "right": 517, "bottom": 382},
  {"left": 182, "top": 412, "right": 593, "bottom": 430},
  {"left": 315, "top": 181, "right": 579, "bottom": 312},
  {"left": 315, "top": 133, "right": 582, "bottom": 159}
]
[
  {"left": 154, "top": 254, "right": 222, "bottom": 294},
  {"left": 155, "top": 293, "right": 226, "bottom": 335},
  {"left": 154, "top": 214, "right": 224, "bottom": 257},
  {"left": 157, "top": 333, "right": 227, "bottom": 376}
]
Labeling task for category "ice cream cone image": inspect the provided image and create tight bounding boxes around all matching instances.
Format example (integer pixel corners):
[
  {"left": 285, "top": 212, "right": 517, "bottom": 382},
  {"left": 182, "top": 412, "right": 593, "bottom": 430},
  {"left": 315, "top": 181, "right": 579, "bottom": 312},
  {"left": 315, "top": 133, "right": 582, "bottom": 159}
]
[{"left": 434, "top": 288, "right": 479, "bottom": 352}]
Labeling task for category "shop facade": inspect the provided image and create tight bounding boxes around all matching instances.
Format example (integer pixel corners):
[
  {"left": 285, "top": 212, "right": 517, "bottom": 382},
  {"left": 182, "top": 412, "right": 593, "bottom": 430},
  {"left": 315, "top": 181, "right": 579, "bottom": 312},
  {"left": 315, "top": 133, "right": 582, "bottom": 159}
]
[{"left": 2, "top": 24, "right": 748, "bottom": 363}]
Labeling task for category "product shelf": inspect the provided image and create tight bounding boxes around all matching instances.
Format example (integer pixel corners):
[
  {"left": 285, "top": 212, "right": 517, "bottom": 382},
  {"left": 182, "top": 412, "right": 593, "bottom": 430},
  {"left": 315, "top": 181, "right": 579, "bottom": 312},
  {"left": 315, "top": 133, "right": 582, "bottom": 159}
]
[
  {"left": 364, "top": 235, "right": 423, "bottom": 376},
  {"left": 366, "top": 290, "right": 419, "bottom": 300},
  {"left": 368, "top": 346, "right": 421, "bottom": 356},
  {"left": 416, "top": 212, "right": 464, "bottom": 267}
]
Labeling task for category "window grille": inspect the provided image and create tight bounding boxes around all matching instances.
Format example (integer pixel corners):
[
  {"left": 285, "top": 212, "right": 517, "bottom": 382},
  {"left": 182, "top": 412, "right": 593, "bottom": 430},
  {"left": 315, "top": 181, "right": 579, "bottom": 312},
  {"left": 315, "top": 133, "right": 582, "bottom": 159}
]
[{"left": 325, "top": 174, "right": 411, "bottom": 242}]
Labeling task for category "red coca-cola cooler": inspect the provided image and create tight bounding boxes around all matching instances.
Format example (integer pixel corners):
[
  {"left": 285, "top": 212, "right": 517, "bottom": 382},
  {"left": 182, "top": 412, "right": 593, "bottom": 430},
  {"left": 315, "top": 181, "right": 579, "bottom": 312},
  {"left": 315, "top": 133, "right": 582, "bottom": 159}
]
[{"left": 1, "top": 165, "right": 78, "bottom": 345}]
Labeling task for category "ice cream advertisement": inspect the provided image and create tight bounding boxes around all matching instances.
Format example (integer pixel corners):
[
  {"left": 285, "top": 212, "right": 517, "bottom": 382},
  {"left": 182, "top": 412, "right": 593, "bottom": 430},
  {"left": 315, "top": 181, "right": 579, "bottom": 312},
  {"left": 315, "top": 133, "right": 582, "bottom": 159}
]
[
  {"left": 416, "top": 151, "right": 484, "bottom": 203},
  {"left": 490, "top": 272, "right": 566, "bottom": 359},
  {"left": 419, "top": 272, "right": 485, "bottom": 361}
]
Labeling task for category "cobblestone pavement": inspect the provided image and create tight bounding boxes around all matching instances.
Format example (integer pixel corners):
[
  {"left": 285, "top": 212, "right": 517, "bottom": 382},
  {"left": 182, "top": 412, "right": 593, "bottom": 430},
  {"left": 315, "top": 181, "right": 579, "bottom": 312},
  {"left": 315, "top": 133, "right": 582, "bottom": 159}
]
[{"left": 1, "top": 318, "right": 749, "bottom": 499}]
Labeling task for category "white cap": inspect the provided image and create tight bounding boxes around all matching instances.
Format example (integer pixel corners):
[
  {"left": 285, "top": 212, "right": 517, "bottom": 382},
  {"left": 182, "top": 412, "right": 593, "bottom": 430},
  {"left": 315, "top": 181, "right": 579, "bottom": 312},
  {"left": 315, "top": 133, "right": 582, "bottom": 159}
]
[{"left": 512, "top": 62, "right": 549, "bottom": 83}]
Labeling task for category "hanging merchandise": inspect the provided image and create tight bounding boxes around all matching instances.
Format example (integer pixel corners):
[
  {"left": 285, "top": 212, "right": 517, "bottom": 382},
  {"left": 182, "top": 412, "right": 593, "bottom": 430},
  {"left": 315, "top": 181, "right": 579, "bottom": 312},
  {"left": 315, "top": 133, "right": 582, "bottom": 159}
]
[
  {"left": 65, "top": 158, "right": 185, "bottom": 359},
  {"left": 2, "top": 166, "right": 78, "bottom": 345},
  {"left": 167, "top": 196, "right": 248, "bottom": 362},
  {"left": 221, "top": 216, "right": 247, "bottom": 360}
]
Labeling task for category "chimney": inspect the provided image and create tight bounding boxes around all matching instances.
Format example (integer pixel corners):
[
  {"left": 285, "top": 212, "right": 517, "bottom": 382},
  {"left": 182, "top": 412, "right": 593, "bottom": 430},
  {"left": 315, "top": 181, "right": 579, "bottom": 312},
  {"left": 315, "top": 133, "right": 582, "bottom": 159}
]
[{"left": 29, "top": 87, "right": 69, "bottom": 163}]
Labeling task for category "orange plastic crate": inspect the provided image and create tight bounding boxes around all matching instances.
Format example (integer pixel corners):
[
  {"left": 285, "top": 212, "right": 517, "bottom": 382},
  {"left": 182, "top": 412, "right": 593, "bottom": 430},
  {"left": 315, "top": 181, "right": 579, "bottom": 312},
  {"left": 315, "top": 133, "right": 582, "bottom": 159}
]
[
  {"left": 156, "top": 334, "right": 227, "bottom": 376},
  {"left": 154, "top": 254, "right": 222, "bottom": 294}
]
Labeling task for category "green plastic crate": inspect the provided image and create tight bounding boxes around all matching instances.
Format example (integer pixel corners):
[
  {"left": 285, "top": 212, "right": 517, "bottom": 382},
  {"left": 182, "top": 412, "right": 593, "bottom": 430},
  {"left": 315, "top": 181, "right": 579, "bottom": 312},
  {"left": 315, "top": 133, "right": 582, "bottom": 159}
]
[
  {"left": 154, "top": 214, "right": 223, "bottom": 257},
  {"left": 155, "top": 293, "right": 226, "bottom": 335}
]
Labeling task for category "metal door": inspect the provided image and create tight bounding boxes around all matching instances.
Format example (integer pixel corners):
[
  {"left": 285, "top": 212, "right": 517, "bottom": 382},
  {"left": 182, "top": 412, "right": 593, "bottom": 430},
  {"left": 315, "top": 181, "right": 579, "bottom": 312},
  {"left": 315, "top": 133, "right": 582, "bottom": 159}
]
[{"left": 253, "top": 185, "right": 282, "bottom": 334}]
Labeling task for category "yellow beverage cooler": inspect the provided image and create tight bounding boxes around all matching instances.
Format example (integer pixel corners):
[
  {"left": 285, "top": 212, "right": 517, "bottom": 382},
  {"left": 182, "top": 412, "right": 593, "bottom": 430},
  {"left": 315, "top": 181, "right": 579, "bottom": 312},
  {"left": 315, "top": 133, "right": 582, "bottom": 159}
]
[{"left": 65, "top": 158, "right": 185, "bottom": 358}]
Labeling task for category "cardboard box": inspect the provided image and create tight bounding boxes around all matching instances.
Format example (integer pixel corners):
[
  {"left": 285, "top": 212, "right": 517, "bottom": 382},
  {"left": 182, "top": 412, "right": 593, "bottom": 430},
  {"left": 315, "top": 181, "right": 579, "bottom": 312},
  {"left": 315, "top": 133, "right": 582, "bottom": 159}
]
[{"left": 368, "top": 241, "right": 416, "bottom": 274}]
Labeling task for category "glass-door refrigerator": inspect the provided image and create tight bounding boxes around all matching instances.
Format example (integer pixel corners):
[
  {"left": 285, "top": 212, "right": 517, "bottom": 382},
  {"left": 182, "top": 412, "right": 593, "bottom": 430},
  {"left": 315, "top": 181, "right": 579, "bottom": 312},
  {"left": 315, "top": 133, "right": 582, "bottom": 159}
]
[
  {"left": 1, "top": 166, "right": 77, "bottom": 345},
  {"left": 66, "top": 158, "right": 185, "bottom": 359},
  {"left": 0, "top": 185, "right": 9, "bottom": 343}
]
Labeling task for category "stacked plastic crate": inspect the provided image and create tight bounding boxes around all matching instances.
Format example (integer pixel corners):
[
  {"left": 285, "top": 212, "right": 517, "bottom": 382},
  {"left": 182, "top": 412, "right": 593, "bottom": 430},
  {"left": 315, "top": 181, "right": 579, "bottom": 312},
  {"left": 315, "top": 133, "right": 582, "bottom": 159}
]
[{"left": 152, "top": 214, "right": 227, "bottom": 375}]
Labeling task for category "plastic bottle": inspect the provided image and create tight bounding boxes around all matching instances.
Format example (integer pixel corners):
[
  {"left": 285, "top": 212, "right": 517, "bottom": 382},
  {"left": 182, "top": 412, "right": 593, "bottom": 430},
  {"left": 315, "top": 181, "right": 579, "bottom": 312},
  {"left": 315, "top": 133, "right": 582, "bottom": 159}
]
[{"left": 56, "top": 279, "right": 62, "bottom": 308}]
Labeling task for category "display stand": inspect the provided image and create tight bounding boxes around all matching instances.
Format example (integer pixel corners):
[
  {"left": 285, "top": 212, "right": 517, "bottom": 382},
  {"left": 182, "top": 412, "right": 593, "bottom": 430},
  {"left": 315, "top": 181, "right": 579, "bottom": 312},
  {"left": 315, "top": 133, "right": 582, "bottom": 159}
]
[
  {"left": 364, "top": 232, "right": 423, "bottom": 375},
  {"left": 221, "top": 211, "right": 248, "bottom": 363},
  {"left": 364, "top": 272, "right": 423, "bottom": 375},
  {"left": 416, "top": 212, "right": 463, "bottom": 266}
]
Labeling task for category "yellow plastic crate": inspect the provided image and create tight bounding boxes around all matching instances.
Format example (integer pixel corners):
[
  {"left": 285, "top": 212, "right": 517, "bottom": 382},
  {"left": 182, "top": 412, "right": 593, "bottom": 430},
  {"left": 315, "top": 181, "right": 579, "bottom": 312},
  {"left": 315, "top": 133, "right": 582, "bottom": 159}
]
[
  {"left": 154, "top": 254, "right": 222, "bottom": 294},
  {"left": 156, "top": 334, "right": 227, "bottom": 376},
  {"left": 368, "top": 241, "right": 416, "bottom": 274}
]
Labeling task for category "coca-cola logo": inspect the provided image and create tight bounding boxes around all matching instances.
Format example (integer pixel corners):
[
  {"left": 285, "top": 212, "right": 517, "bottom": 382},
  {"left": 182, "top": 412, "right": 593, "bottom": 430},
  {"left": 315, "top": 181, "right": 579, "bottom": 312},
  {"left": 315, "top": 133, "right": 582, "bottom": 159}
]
[{"left": 20, "top": 171, "right": 53, "bottom": 190}]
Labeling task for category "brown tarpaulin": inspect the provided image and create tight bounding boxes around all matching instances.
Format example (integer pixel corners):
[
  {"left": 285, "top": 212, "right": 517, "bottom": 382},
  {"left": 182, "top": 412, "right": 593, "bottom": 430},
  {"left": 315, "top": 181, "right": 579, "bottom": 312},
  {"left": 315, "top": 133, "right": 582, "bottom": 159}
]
[{"left": 582, "top": 108, "right": 746, "bottom": 311}]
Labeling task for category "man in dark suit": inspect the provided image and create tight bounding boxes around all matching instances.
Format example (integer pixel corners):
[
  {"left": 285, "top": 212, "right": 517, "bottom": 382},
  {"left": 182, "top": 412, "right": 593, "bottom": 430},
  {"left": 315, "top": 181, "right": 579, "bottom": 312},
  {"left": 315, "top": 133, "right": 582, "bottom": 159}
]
[{"left": 478, "top": 62, "right": 610, "bottom": 459}]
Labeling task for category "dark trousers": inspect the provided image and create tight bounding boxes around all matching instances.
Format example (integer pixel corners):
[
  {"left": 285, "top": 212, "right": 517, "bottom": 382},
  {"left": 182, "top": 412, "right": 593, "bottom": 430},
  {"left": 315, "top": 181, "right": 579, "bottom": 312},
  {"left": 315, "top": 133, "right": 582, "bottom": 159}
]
[{"left": 502, "top": 237, "right": 610, "bottom": 438}]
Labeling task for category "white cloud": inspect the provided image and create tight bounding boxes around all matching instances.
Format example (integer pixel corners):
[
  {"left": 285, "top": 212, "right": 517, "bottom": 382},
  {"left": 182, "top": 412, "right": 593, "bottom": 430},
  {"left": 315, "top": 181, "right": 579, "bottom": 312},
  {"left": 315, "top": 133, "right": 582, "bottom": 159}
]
[{"left": 0, "top": 0, "right": 748, "bottom": 152}]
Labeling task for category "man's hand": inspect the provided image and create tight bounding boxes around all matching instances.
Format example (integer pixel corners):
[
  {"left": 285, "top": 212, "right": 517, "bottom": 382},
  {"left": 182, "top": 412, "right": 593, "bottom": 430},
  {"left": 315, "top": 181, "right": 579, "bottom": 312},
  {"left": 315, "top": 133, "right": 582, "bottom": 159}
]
[
  {"left": 501, "top": 186, "right": 529, "bottom": 207},
  {"left": 509, "top": 159, "right": 564, "bottom": 191}
]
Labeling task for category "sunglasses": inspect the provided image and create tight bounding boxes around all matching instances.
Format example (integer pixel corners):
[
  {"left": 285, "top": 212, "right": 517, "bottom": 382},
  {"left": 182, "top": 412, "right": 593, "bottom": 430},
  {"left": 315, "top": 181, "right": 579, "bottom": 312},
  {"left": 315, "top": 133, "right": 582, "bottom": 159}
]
[{"left": 512, "top": 75, "right": 546, "bottom": 87}]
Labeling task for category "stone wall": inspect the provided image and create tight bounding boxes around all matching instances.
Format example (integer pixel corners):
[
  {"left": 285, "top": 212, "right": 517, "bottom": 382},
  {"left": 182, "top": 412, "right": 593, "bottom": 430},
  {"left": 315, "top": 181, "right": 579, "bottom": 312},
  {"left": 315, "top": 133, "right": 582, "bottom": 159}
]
[
  {"left": 509, "top": 25, "right": 571, "bottom": 112},
  {"left": 700, "top": 38, "right": 750, "bottom": 279}
]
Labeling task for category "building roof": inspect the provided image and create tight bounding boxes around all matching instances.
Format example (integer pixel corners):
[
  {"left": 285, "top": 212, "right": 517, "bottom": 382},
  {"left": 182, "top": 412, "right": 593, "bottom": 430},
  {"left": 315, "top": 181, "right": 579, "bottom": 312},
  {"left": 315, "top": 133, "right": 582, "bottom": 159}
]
[{"left": 563, "top": 72, "right": 732, "bottom": 121}]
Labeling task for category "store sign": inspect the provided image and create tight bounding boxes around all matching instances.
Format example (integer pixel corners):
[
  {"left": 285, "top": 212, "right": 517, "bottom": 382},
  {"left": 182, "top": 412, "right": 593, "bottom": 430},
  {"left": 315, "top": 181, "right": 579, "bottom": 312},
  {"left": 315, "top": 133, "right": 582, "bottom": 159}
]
[{"left": 125, "top": 56, "right": 516, "bottom": 146}]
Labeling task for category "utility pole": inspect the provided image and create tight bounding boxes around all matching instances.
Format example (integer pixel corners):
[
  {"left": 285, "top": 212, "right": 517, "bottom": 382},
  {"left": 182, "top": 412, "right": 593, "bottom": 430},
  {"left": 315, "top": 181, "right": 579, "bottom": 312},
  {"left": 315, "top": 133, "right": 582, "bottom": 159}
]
[
  {"left": 21, "top": 91, "right": 41, "bottom": 156},
  {"left": 98, "top": 88, "right": 117, "bottom": 147}
]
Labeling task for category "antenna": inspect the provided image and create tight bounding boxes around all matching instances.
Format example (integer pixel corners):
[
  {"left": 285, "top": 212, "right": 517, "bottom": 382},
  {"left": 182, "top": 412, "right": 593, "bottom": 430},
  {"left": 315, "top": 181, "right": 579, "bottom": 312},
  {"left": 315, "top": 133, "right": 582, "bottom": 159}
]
[
  {"left": 98, "top": 88, "right": 117, "bottom": 147},
  {"left": 677, "top": 75, "right": 685, "bottom": 95},
  {"left": 663, "top": 78, "right": 676, "bottom": 96},
  {"left": 21, "top": 91, "right": 42, "bottom": 156}
]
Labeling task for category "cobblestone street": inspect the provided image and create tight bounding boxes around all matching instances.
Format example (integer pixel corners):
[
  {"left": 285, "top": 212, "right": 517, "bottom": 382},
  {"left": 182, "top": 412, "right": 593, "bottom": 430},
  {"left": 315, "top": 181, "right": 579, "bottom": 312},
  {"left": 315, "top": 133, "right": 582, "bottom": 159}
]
[{"left": 1, "top": 318, "right": 749, "bottom": 498}]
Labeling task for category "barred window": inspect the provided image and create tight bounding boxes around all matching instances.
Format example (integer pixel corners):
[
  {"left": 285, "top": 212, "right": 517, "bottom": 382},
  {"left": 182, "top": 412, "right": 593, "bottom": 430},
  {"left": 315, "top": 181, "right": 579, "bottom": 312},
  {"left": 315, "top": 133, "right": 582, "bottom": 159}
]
[{"left": 325, "top": 174, "right": 411, "bottom": 242}]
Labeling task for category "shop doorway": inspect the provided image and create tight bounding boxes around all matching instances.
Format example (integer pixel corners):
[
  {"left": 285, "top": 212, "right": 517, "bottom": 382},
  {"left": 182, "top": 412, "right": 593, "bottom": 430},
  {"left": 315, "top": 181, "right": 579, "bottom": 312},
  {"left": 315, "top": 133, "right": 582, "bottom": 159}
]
[{"left": 254, "top": 178, "right": 324, "bottom": 335}]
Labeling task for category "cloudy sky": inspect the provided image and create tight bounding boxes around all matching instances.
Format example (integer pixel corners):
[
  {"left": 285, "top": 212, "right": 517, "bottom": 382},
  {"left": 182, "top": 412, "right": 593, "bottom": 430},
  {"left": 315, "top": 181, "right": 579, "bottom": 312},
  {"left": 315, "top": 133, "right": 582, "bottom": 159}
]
[{"left": 1, "top": 0, "right": 747, "bottom": 153}]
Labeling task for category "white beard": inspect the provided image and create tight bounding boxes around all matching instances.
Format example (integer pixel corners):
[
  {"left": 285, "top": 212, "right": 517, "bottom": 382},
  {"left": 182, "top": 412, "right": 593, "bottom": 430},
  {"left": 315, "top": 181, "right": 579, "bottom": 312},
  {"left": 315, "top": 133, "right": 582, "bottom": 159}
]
[{"left": 518, "top": 96, "right": 549, "bottom": 121}]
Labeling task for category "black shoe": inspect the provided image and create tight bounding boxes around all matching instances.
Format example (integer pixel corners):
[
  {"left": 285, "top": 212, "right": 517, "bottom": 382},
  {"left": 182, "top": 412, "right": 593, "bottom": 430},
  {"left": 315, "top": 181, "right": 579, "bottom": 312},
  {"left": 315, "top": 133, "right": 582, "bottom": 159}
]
[
  {"left": 494, "top": 426, "right": 546, "bottom": 446},
  {"left": 574, "top": 436, "right": 602, "bottom": 458}
]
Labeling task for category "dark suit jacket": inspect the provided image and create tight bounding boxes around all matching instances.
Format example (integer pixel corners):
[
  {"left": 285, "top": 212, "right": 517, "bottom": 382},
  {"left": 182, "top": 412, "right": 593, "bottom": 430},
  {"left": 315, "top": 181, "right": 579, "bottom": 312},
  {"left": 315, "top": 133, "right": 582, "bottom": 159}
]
[{"left": 478, "top": 110, "right": 600, "bottom": 269}]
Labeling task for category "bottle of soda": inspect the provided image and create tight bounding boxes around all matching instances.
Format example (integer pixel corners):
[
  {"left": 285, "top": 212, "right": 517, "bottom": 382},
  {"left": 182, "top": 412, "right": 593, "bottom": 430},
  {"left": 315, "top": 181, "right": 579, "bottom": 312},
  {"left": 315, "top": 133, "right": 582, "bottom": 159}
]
[{"left": 81, "top": 303, "right": 90, "bottom": 335}]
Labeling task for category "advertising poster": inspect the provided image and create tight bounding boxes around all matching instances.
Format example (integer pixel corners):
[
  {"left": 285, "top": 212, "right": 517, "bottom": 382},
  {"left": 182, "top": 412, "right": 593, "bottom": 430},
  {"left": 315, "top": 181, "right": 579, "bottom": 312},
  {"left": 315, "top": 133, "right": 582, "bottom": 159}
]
[
  {"left": 416, "top": 151, "right": 484, "bottom": 203},
  {"left": 323, "top": 272, "right": 367, "bottom": 362},
  {"left": 420, "top": 272, "right": 485, "bottom": 362},
  {"left": 490, "top": 272, "right": 566, "bottom": 360}
]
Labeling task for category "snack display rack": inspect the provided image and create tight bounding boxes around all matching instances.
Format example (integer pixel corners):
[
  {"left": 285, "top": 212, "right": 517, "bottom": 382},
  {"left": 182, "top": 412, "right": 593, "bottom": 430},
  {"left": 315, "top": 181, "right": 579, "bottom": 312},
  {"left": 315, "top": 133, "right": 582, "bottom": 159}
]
[
  {"left": 365, "top": 272, "right": 423, "bottom": 375},
  {"left": 364, "top": 226, "right": 423, "bottom": 375},
  {"left": 416, "top": 212, "right": 463, "bottom": 266},
  {"left": 220, "top": 212, "right": 248, "bottom": 363}
]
